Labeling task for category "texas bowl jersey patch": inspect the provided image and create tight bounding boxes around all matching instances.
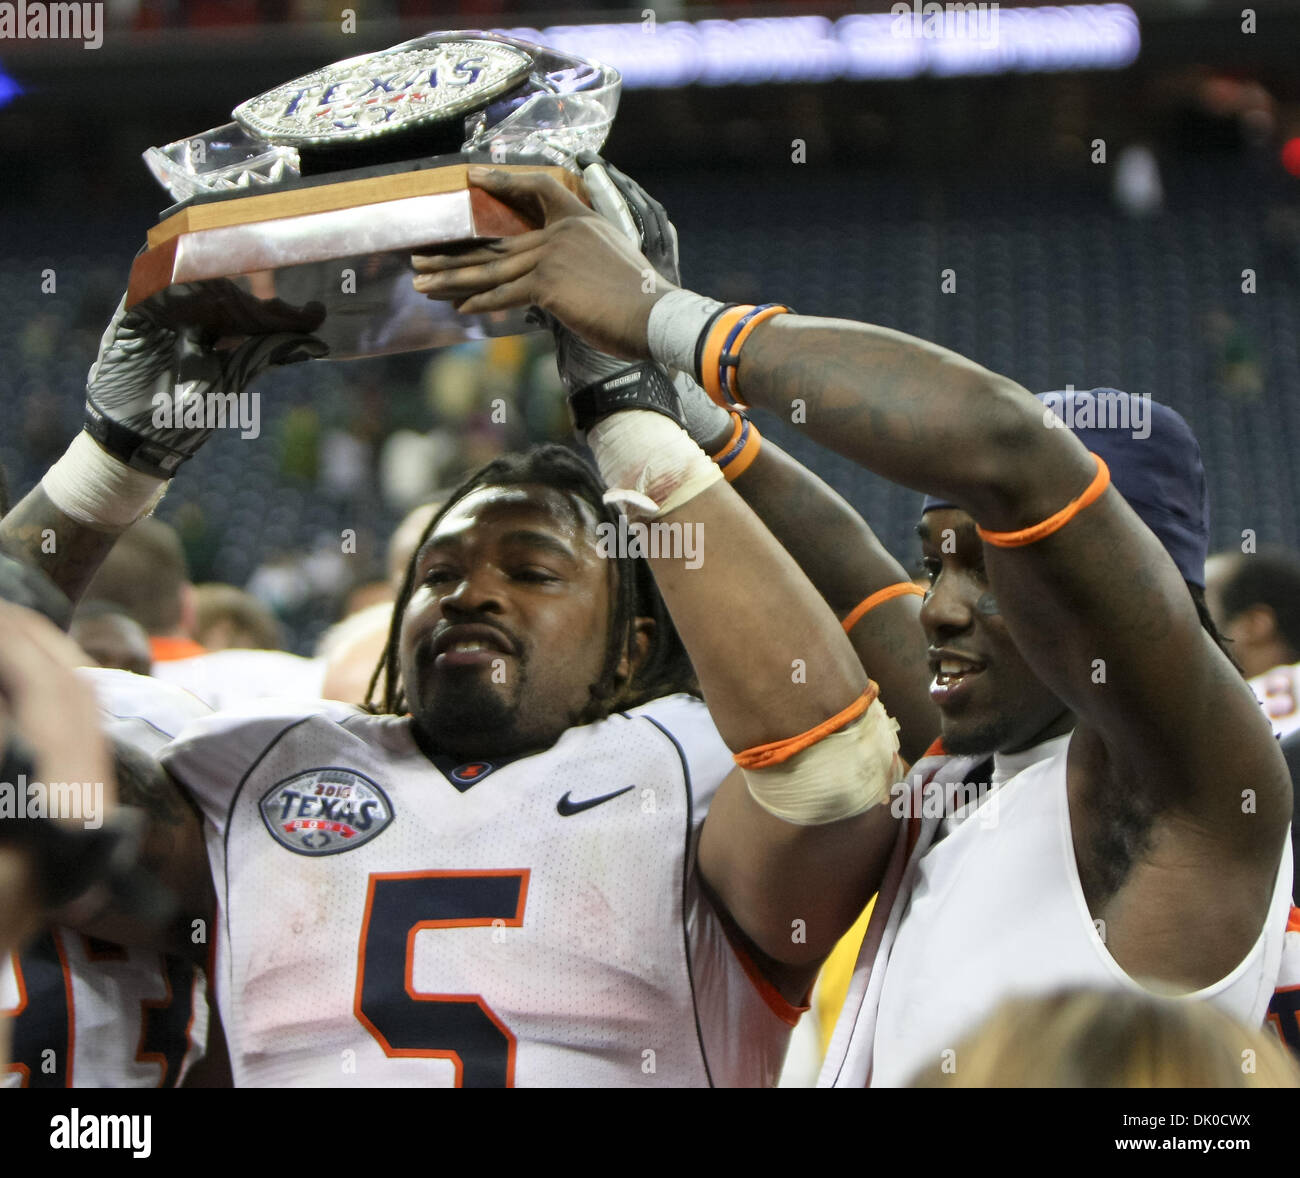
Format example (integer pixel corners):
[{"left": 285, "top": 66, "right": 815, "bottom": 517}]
[{"left": 260, "top": 768, "right": 393, "bottom": 856}]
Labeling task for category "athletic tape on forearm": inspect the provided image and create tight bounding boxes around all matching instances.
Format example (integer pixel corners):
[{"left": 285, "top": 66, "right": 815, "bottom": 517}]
[
  {"left": 587, "top": 410, "right": 722, "bottom": 521},
  {"left": 742, "top": 696, "right": 904, "bottom": 825},
  {"left": 42, "top": 431, "right": 167, "bottom": 529},
  {"left": 648, "top": 290, "right": 725, "bottom": 375}
]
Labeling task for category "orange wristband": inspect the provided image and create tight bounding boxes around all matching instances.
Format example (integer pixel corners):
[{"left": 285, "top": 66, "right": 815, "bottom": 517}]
[
  {"left": 699, "top": 303, "right": 792, "bottom": 408},
  {"left": 841, "top": 582, "right": 926, "bottom": 634},
  {"left": 710, "top": 412, "right": 762, "bottom": 482},
  {"left": 733, "top": 684, "right": 878, "bottom": 770},
  {"left": 976, "top": 453, "right": 1110, "bottom": 548},
  {"left": 700, "top": 306, "right": 750, "bottom": 406}
]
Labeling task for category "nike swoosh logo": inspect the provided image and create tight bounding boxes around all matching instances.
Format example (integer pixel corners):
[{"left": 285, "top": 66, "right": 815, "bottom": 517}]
[{"left": 556, "top": 785, "right": 635, "bottom": 817}]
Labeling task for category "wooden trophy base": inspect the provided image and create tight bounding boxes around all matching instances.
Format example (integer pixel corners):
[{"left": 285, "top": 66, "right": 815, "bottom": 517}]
[{"left": 126, "top": 163, "right": 584, "bottom": 360}]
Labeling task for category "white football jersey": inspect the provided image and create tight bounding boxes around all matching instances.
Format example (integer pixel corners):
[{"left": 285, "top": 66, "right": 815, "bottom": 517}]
[
  {"left": 153, "top": 649, "right": 326, "bottom": 711},
  {"left": 160, "top": 693, "right": 799, "bottom": 1087},
  {"left": 1250, "top": 663, "right": 1300, "bottom": 740},
  {"left": 2, "top": 931, "right": 205, "bottom": 1088},
  {"left": 2, "top": 670, "right": 211, "bottom": 1088},
  {"left": 826, "top": 733, "right": 1294, "bottom": 1081}
]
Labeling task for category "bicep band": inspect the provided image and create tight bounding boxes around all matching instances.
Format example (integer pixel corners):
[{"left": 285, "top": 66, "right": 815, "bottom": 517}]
[{"left": 736, "top": 686, "right": 904, "bottom": 825}]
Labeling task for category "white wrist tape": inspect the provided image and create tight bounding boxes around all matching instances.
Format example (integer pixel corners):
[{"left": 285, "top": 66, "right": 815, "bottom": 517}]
[
  {"left": 42, "top": 431, "right": 167, "bottom": 529},
  {"left": 742, "top": 697, "right": 904, "bottom": 825},
  {"left": 587, "top": 410, "right": 722, "bottom": 521},
  {"left": 648, "top": 290, "right": 725, "bottom": 375}
]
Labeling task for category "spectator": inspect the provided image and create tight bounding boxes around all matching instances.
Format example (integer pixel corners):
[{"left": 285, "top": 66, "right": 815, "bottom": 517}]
[
  {"left": 83, "top": 517, "right": 202, "bottom": 663},
  {"left": 193, "top": 583, "right": 285, "bottom": 651},
  {"left": 1204, "top": 546, "right": 1300, "bottom": 679},
  {"left": 70, "top": 600, "right": 153, "bottom": 676},
  {"left": 910, "top": 988, "right": 1300, "bottom": 1087}
]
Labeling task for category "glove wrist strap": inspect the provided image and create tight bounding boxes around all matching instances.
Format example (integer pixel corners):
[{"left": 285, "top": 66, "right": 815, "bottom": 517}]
[
  {"left": 569, "top": 362, "right": 685, "bottom": 434},
  {"left": 83, "top": 401, "right": 189, "bottom": 480}
]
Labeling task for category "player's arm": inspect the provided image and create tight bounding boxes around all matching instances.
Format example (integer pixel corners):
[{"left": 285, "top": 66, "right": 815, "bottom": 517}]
[
  {"left": 485, "top": 158, "right": 939, "bottom": 761},
  {"left": 0, "top": 286, "right": 325, "bottom": 603},
  {"left": 414, "top": 169, "right": 1288, "bottom": 984},
  {"left": 525, "top": 331, "right": 904, "bottom": 993},
  {"left": 720, "top": 439, "right": 937, "bottom": 762},
  {"left": 572, "top": 405, "right": 902, "bottom": 988},
  {"left": 701, "top": 323, "right": 1290, "bottom": 871}
]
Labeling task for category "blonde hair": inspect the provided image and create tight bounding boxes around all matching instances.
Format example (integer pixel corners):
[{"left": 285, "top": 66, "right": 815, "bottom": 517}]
[{"left": 910, "top": 988, "right": 1300, "bottom": 1088}]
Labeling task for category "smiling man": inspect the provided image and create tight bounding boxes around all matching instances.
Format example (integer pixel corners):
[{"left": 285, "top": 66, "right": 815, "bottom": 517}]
[{"left": 410, "top": 165, "right": 1296, "bottom": 1087}]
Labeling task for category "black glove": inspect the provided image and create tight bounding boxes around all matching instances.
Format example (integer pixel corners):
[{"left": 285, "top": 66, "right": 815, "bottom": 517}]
[
  {"left": 575, "top": 150, "right": 681, "bottom": 286},
  {"left": 84, "top": 280, "right": 328, "bottom": 479},
  {"left": 563, "top": 154, "right": 732, "bottom": 449}
]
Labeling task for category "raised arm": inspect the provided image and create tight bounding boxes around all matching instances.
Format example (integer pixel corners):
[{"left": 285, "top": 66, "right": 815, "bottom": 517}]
[
  {"left": 514, "top": 158, "right": 939, "bottom": 762},
  {"left": 413, "top": 167, "right": 1290, "bottom": 987},
  {"left": 0, "top": 285, "right": 325, "bottom": 603},
  {"left": 719, "top": 438, "right": 937, "bottom": 762}
]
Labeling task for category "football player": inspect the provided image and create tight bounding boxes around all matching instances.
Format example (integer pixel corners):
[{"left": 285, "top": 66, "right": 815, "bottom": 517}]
[
  {"left": 0, "top": 276, "right": 916, "bottom": 1086},
  {"left": 411, "top": 165, "right": 1294, "bottom": 1086}
]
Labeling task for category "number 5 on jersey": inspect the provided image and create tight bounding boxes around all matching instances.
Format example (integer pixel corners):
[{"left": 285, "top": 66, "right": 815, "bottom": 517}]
[{"left": 355, "top": 869, "right": 529, "bottom": 1087}]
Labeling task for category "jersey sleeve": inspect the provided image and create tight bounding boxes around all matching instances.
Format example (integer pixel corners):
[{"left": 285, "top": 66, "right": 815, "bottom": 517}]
[
  {"left": 684, "top": 864, "right": 804, "bottom": 1086},
  {"left": 78, "top": 667, "right": 213, "bottom": 756},
  {"left": 626, "top": 694, "right": 735, "bottom": 819},
  {"left": 158, "top": 698, "right": 361, "bottom": 837}
]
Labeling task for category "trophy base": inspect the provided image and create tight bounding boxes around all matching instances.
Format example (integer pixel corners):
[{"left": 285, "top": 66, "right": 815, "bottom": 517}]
[{"left": 126, "top": 163, "right": 582, "bottom": 360}]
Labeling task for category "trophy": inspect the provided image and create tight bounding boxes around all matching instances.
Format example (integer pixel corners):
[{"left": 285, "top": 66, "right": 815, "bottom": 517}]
[{"left": 126, "top": 31, "right": 621, "bottom": 359}]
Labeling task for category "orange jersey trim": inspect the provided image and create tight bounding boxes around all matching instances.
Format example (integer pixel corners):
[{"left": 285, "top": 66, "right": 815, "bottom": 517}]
[{"left": 720, "top": 930, "right": 810, "bottom": 1029}]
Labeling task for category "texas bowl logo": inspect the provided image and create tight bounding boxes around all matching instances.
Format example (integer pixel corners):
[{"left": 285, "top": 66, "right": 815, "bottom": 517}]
[
  {"left": 260, "top": 768, "right": 394, "bottom": 856},
  {"left": 233, "top": 39, "right": 534, "bottom": 147}
]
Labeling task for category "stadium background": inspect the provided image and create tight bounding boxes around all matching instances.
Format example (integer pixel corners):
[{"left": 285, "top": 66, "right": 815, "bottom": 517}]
[{"left": 0, "top": 0, "right": 1297, "bottom": 653}]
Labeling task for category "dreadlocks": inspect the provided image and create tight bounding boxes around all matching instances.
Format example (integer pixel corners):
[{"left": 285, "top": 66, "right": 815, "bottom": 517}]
[{"left": 365, "top": 444, "right": 698, "bottom": 725}]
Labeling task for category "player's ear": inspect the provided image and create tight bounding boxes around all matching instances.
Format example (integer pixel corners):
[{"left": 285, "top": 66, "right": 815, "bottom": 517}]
[{"left": 615, "top": 615, "right": 655, "bottom": 686}]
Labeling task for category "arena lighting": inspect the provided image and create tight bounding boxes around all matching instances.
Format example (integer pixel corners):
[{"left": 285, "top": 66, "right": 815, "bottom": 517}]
[
  {"left": 493, "top": 4, "right": 1140, "bottom": 88},
  {"left": 0, "top": 60, "right": 19, "bottom": 108}
]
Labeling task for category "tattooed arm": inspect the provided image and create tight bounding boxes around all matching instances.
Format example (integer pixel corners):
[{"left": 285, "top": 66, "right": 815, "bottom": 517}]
[{"left": 0, "top": 484, "right": 130, "bottom": 604}]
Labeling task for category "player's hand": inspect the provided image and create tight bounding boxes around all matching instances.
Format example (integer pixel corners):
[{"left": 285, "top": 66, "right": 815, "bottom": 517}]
[
  {"left": 570, "top": 155, "right": 733, "bottom": 450},
  {"left": 84, "top": 281, "right": 328, "bottom": 479},
  {"left": 411, "top": 166, "right": 673, "bottom": 361}
]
